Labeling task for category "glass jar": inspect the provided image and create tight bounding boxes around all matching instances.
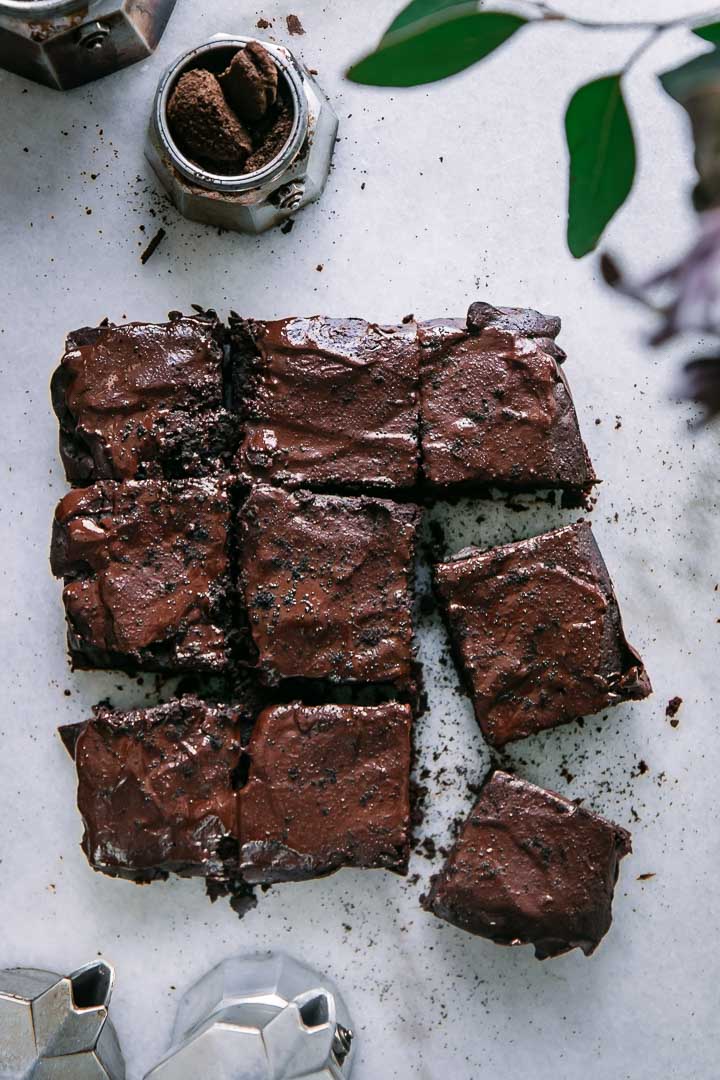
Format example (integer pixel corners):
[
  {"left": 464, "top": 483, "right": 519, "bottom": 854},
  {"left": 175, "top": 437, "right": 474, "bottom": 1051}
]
[
  {"left": 145, "top": 35, "right": 339, "bottom": 234},
  {"left": 0, "top": 0, "right": 177, "bottom": 90}
]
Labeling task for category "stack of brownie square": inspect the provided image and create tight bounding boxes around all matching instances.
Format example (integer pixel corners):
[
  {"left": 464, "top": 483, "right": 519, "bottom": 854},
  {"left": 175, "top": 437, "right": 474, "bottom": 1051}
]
[{"left": 50, "top": 302, "right": 650, "bottom": 957}]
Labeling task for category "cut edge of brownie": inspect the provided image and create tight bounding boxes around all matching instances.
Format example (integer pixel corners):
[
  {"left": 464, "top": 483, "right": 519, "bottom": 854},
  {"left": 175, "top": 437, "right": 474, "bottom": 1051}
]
[
  {"left": 418, "top": 302, "right": 598, "bottom": 503},
  {"left": 58, "top": 695, "right": 258, "bottom": 915},
  {"left": 50, "top": 477, "right": 236, "bottom": 675},
  {"left": 227, "top": 312, "right": 422, "bottom": 499},
  {"left": 235, "top": 484, "right": 423, "bottom": 703},
  {"left": 237, "top": 700, "right": 414, "bottom": 884},
  {"left": 58, "top": 696, "right": 245, "bottom": 882},
  {"left": 433, "top": 521, "right": 652, "bottom": 747},
  {"left": 51, "top": 312, "right": 237, "bottom": 485},
  {"left": 422, "top": 768, "right": 632, "bottom": 960}
]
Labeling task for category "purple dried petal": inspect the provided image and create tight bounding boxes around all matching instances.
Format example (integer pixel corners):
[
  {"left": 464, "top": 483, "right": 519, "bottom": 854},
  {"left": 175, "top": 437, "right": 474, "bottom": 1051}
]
[{"left": 680, "top": 355, "right": 720, "bottom": 421}]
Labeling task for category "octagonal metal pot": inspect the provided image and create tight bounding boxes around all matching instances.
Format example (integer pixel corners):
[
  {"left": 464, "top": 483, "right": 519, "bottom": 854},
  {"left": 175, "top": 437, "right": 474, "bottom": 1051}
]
[
  {"left": 144, "top": 953, "right": 355, "bottom": 1080},
  {"left": 145, "top": 35, "right": 339, "bottom": 234},
  {"left": 0, "top": 0, "right": 177, "bottom": 90}
]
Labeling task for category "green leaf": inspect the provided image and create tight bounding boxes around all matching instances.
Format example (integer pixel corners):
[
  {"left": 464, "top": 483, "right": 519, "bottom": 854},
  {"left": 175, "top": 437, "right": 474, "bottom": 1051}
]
[
  {"left": 386, "top": 0, "right": 472, "bottom": 35},
  {"left": 565, "top": 75, "right": 636, "bottom": 259},
  {"left": 347, "top": 11, "right": 527, "bottom": 87},
  {"left": 660, "top": 47, "right": 720, "bottom": 104},
  {"left": 693, "top": 21, "right": 720, "bottom": 45}
]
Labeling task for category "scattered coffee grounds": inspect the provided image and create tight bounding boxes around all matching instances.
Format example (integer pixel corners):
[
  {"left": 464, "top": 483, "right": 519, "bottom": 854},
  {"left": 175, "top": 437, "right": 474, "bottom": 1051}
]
[
  {"left": 245, "top": 101, "right": 294, "bottom": 173},
  {"left": 286, "top": 14, "right": 305, "bottom": 35},
  {"left": 167, "top": 43, "right": 294, "bottom": 177}
]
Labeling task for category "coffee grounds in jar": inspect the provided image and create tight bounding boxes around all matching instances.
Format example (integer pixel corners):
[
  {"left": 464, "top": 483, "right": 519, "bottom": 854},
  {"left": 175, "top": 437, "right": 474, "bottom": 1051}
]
[{"left": 167, "top": 42, "right": 294, "bottom": 177}]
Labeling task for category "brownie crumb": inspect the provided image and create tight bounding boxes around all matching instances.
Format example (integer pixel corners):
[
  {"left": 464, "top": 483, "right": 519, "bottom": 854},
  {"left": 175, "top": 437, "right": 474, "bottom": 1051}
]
[
  {"left": 637, "top": 872, "right": 656, "bottom": 881},
  {"left": 665, "top": 696, "right": 682, "bottom": 726},
  {"left": 419, "top": 836, "right": 437, "bottom": 859},
  {"left": 286, "top": 14, "right": 305, "bottom": 35},
  {"left": 257, "top": 17, "right": 271, "bottom": 28},
  {"left": 140, "top": 227, "right": 166, "bottom": 265}
]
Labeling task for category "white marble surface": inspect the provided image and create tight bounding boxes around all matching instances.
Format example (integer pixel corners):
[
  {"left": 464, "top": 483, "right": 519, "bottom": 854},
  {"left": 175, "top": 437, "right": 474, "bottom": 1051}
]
[{"left": 1, "top": 2, "right": 719, "bottom": 1077}]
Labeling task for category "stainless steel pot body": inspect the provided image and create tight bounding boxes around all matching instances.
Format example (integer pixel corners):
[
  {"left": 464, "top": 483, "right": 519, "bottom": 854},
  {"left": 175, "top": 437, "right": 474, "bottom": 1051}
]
[
  {"left": 146, "top": 35, "right": 339, "bottom": 234},
  {"left": 0, "top": 0, "right": 177, "bottom": 90}
]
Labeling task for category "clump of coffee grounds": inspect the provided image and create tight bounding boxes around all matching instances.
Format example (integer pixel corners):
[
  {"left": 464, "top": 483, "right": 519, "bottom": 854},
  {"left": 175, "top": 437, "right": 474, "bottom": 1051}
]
[
  {"left": 665, "top": 696, "right": 683, "bottom": 726},
  {"left": 167, "top": 42, "right": 293, "bottom": 177},
  {"left": 286, "top": 14, "right": 305, "bottom": 35}
]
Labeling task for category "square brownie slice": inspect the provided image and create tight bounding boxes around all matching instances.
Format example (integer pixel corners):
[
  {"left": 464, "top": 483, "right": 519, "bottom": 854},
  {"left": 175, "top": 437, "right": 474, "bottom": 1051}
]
[
  {"left": 419, "top": 302, "right": 596, "bottom": 496},
  {"left": 50, "top": 478, "right": 232, "bottom": 672},
  {"left": 59, "top": 696, "right": 245, "bottom": 885},
  {"left": 238, "top": 486, "right": 420, "bottom": 691},
  {"left": 232, "top": 315, "right": 420, "bottom": 493},
  {"left": 238, "top": 701, "right": 413, "bottom": 883},
  {"left": 434, "top": 521, "right": 651, "bottom": 746},
  {"left": 51, "top": 314, "right": 238, "bottom": 483},
  {"left": 423, "top": 770, "right": 632, "bottom": 959}
]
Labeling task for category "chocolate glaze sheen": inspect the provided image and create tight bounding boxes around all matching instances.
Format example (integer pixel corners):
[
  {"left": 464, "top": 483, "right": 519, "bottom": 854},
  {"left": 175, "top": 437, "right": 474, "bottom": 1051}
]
[
  {"left": 434, "top": 521, "right": 651, "bottom": 746},
  {"left": 239, "top": 701, "right": 413, "bottom": 883},
  {"left": 419, "top": 303, "right": 596, "bottom": 494},
  {"left": 61, "top": 697, "right": 244, "bottom": 884},
  {"left": 238, "top": 485, "right": 420, "bottom": 689},
  {"left": 424, "top": 770, "right": 632, "bottom": 959},
  {"left": 51, "top": 315, "right": 237, "bottom": 483},
  {"left": 50, "top": 478, "right": 232, "bottom": 672},
  {"left": 234, "top": 316, "right": 420, "bottom": 493}
]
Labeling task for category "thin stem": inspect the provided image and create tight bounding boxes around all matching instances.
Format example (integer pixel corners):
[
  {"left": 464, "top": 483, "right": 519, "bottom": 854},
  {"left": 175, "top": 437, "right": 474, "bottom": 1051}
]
[
  {"left": 621, "top": 27, "right": 665, "bottom": 74},
  {"left": 532, "top": 2, "right": 720, "bottom": 32}
]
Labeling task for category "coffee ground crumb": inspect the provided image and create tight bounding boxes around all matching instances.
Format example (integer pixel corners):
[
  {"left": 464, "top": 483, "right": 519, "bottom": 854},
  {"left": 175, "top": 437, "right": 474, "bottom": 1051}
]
[
  {"left": 286, "top": 14, "right": 305, "bottom": 35},
  {"left": 140, "top": 227, "right": 166, "bottom": 265},
  {"left": 665, "top": 696, "right": 682, "bottom": 726}
]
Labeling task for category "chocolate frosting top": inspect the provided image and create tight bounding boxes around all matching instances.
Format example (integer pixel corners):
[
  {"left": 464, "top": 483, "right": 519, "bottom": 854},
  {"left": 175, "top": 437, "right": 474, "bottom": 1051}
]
[
  {"left": 65, "top": 696, "right": 243, "bottom": 881},
  {"left": 424, "top": 770, "right": 632, "bottom": 959},
  {"left": 51, "top": 478, "right": 231, "bottom": 671},
  {"left": 238, "top": 485, "right": 419, "bottom": 686},
  {"left": 434, "top": 521, "right": 651, "bottom": 746},
  {"left": 51, "top": 316, "right": 233, "bottom": 484},
  {"left": 236, "top": 317, "right": 420, "bottom": 491},
  {"left": 419, "top": 304, "right": 596, "bottom": 491},
  {"left": 239, "top": 701, "right": 413, "bottom": 883}
]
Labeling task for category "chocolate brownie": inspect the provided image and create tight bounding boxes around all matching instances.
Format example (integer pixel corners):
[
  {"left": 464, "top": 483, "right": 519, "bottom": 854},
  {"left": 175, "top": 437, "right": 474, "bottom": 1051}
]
[
  {"left": 50, "top": 478, "right": 232, "bottom": 672},
  {"left": 423, "top": 770, "right": 632, "bottom": 959},
  {"left": 232, "top": 316, "right": 420, "bottom": 493},
  {"left": 51, "top": 315, "right": 238, "bottom": 483},
  {"left": 238, "top": 701, "right": 413, "bottom": 882},
  {"left": 434, "top": 521, "right": 651, "bottom": 746},
  {"left": 238, "top": 485, "right": 420, "bottom": 691},
  {"left": 419, "top": 303, "right": 596, "bottom": 495},
  {"left": 59, "top": 696, "right": 245, "bottom": 884}
]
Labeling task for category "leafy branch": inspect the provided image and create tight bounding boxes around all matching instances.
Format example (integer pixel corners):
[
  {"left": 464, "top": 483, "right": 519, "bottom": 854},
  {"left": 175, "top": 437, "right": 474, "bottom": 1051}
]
[{"left": 347, "top": 2, "right": 720, "bottom": 259}]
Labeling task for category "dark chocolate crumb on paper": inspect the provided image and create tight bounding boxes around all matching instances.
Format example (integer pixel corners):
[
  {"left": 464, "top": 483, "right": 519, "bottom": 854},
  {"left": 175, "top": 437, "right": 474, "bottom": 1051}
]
[
  {"left": 140, "top": 227, "right": 166, "bottom": 265},
  {"left": 665, "top": 696, "right": 683, "bottom": 726},
  {"left": 286, "top": 14, "right": 305, "bottom": 35}
]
